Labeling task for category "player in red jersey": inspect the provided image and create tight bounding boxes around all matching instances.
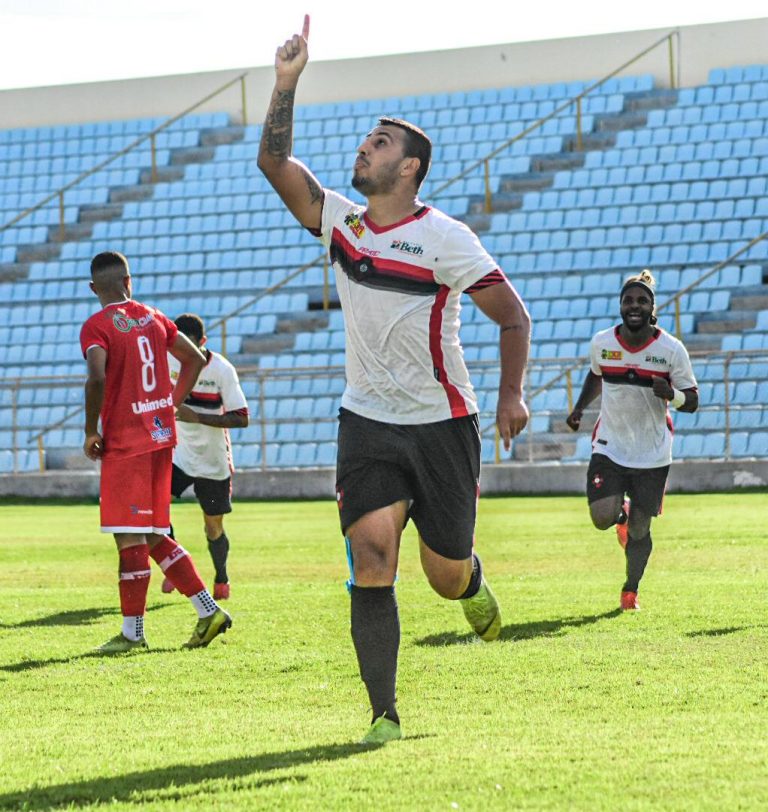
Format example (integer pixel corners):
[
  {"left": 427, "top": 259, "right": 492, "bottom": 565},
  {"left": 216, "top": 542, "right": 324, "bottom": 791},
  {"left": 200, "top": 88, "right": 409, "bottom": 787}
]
[{"left": 81, "top": 251, "right": 233, "bottom": 652}]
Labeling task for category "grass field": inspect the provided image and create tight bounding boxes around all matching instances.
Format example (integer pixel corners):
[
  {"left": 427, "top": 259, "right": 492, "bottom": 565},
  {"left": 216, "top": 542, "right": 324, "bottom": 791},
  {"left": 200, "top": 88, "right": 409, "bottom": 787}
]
[{"left": 1, "top": 493, "right": 766, "bottom": 811}]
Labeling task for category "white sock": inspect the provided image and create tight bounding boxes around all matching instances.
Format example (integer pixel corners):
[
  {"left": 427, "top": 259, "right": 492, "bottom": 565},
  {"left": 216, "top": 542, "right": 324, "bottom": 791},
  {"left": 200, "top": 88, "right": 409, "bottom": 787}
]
[
  {"left": 190, "top": 590, "right": 218, "bottom": 618},
  {"left": 122, "top": 615, "right": 144, "bottom": 641}
]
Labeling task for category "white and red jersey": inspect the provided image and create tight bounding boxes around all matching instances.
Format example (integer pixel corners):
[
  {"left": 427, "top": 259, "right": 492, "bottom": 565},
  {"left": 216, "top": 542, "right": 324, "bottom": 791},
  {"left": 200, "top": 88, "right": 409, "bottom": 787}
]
[
  {"left": 168, "top": 350, "right": 249, "bottom": 480},
  {"left": 80, "top": 300, "right": 178, "bottom": 459},
  {"left": 318, "top": 189, "right": 498, "bottom": 424},
  {"left": 590, "top": 326, "right": 698, "bottom": 468}
]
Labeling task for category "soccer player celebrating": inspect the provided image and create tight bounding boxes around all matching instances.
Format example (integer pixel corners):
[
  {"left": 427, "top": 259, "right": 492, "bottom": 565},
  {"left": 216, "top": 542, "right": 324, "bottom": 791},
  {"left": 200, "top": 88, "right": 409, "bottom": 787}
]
[
  {"left": 162, "top": 313, "right": 249, "bottom": 601},
  {"left": 81, "top": 252, "right": 232, "bottom": 652},
  {"left": 566, "top": 270, "right": 698, "bottom": 611},
  {"left": 258, "top": 17, "right": 530, "bottom": 744}
]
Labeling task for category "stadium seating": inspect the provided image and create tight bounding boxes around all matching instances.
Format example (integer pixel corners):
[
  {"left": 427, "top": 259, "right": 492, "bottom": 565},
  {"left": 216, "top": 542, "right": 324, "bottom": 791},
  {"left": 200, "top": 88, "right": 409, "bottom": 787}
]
[{"left": 0, "top": 71, "right": 766, "bottom": 471}]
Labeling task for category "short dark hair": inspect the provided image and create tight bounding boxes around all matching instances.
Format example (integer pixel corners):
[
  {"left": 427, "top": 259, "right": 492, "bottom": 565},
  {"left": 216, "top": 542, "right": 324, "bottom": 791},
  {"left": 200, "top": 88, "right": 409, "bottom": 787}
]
[
  {"left": 91, "top": 251, "right": 129, "bottom": 277},
  {"left": 378, "top": 117, "right": 432, "bottom": 189},
  {"left": 174, "top": 313, "right": 205, "bottom": 343}
]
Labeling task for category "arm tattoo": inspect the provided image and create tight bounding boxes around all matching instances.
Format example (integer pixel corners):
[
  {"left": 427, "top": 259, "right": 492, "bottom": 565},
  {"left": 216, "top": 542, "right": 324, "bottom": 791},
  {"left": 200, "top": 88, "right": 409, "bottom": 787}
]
[
  {"left": 302, "top": 170, "right": 324, "bottom": 205},
  {"left": 264, "top": 89, "right": 295, "bottom": 159}
]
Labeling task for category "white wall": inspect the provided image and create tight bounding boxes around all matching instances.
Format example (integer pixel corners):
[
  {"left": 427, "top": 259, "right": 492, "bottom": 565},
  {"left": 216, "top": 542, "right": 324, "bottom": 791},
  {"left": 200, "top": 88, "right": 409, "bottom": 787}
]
[{"left": 1, "top": 17, "right": 767, "bottom": 130}]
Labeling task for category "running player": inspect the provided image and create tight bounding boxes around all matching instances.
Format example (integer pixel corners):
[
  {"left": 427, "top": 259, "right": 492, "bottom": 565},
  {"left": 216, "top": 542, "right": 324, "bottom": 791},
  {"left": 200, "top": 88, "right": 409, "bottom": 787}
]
[
  {"left": 566, "top": 270, "right": 698, "bottom": 611},
  {"left": 162, "top": 313, "right": 249, "bottom": 601},
  {"left": 258, "top": 17, "right": 531, "bottom": 744},
  {"left": 81, "top": 251, "right": 232, "bottom": 652}
]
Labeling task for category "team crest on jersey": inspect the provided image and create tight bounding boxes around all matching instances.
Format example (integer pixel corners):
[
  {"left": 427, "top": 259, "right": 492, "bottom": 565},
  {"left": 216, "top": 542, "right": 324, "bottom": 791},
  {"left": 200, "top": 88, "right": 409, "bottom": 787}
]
[
  {"left": 150, "top": 416, "right": 173, "bottom": 442},
  {"left": 344, "top": 212, "right": 365, "bottom": 239},
  {"left": 601, "top": 349, "right": 622, "bottom": 360},
  {"left": 113, "top": 311, "right": 154, "bottom": 333}
]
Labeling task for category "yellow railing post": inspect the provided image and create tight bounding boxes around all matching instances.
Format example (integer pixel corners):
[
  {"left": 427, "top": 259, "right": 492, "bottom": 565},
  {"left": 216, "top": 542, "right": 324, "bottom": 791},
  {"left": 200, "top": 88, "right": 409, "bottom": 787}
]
[
  {"left": 575, "top": 96, "right": 583, "bottom": 151},
  {"left": 566, "top": 368, "right": 573, "bottom": 413},
  {"left": 240, "top": 75, "right": 248, "bottom": 126},
  {"left": 723, "top": 355, "right": 732, "bottom": 460},
  {"left": 322, "top": 254, "right": 330, "bottom": 311},
  {"left": 258, "top": 375, "right": 267, "bottom": 472},
  {"left": 668, "top": 34, "right": 676, "bottom": 89},
  {"left": 494, "top": 425, "right": 500, "bottom": 464},
  {"left": 483, "top": 159, "right": 492, "bottom": 213},
  {"left": 221, "top": 318, "right": 227, "bottom": 356},
  {"left": 37, "top": 435, "right": 45, "bottom": 472},
  {"left": 58, "top": 191, "right": 65, "bottom": 240},
  {"left": 674, "top": 295, "right": 682, "bottom": 339},
  {"left": 150, "top": 134, "right": 158, "bottom": 183}
]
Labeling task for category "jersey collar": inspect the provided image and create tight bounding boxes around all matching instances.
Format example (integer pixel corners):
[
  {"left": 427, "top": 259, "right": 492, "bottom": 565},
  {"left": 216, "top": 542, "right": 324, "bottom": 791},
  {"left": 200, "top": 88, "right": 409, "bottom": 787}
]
[
  {"left": 614, "top": 324, "right": 661, "bottom": 353},
  {"left": 362, "top": 205, "right": 430, "bottom": 234}
]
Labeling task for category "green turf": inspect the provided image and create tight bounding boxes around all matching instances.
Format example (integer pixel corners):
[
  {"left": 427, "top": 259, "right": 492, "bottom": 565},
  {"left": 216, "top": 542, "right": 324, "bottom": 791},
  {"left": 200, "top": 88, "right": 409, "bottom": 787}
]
[{"left": 0, "top": 493, "right": 766, "bottom": 810}]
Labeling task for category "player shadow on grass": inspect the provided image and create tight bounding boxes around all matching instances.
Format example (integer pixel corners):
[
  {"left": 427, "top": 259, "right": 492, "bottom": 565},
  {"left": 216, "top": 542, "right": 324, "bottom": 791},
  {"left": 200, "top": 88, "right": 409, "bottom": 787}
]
[
  {"left": 0, "top": 602, "right": 169, "bottom": 630},
  {"left": 0, "top": 742, "right": 393, "bottom": 810},
  {"left": 685, "top": 626, "right": 762, "bottom": 637},
  {"left": 0, "top": 644, "right": 181, "bottom": 674},
  {"left": 415, "top": 609, "right": 623, "bottom": 646}
]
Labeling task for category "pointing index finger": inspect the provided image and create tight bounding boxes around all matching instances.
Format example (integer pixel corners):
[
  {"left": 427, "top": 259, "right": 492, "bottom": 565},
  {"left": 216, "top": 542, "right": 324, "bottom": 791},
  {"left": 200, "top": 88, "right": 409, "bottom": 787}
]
[{"left": 302, "top": 13, "right": 310, "bottom": 41}]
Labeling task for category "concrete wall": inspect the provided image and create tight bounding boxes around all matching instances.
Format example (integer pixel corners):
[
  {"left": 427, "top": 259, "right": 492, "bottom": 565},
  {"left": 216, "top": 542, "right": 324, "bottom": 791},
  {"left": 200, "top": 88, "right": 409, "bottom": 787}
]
[
  {"left": 1, "top": 460, "right": 765, "bottom": 500},
  {"left": 1, "top": 17, "right": 768, "bottom": 129}
]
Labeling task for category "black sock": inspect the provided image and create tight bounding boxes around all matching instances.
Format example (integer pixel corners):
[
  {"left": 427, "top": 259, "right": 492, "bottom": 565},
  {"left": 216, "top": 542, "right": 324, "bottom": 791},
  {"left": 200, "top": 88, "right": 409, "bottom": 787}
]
[
  {"left": 350, "top": 585, "right": 400, "bottom": 726},
  {"left": 168, "top": 523, "right": 176, "bottom": 541},
  {"left": 616, "top": 509, "right": 628, "bottom": 526},
  {"left": 207, "top": 533, "right": 230, "bottom": 584},
  {"left": 623, "top": 532, "right": 652, "bottom": 593},
  {"left": 458, "top": 553, "right": 483, "bottom": 600}
]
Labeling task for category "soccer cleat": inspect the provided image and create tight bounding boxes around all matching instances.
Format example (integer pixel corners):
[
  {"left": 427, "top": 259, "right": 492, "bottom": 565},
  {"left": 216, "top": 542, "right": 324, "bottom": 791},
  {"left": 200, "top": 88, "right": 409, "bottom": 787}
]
[
  {"left": 213, "top": 582, "right": 230, "bottom": 601},
  {"left": 616, "top": 499, "right": 630, "bottom": 549},
  {"left": 460, "top": 578, "right": 501, "bottom": 641},
  {"left": 95, "top": 633, "right": 148, "bottom": 654},
  {"left": 621, "top": 591, "right": 640, "bottom": 611},
  {"left": 183, "top": 607, "right": 232, "bottom": 648},
  {"left": 161, "top": 577, "right": 175, "bottom": 594},
  {"left": 361, "top": 715, "right": 402, "bottom": 745}
]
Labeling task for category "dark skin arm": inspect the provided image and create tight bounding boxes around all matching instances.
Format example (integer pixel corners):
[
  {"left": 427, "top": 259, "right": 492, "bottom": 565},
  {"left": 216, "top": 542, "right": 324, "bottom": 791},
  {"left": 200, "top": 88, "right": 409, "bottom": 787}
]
[
  {"left": 651, "top": 377, "right": 699, "bottom": 413},
  {"left": 168, "top": 332, "right": 206, "bottom": 408},
  {"left": 566, "top": 370, "right": 602, "bottom": 431},
  {"left": 83, "top": 346, "right": 107, "bottom": 459},
  {"left": 470, "top": 281, "right": 531, "bottom": 450},
  {"left": 176, "top": 405, "right": 249, "bottom": 429}
]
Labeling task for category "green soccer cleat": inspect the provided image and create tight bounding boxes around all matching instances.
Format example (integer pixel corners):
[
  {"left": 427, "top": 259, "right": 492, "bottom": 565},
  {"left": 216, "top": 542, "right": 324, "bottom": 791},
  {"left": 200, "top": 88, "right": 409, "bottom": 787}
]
[
  {"left": 95, "top": 633, "right": 148, "bottom": 654},
  {"left": 361, "top": 716, "right": 402, "bottom": 745},
  {"left": 460, "top": 578, "right": 501, "bottom": 641},
  {"left": 183, "top": 608, "right": 232, "bottom": 649}
]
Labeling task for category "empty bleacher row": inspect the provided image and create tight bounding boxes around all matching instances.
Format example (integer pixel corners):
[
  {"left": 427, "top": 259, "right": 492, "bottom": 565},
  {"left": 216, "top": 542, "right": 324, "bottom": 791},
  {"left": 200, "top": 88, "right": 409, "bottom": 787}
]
[{"left": 0, "top": 68, "right": 767, "bottom": 472}]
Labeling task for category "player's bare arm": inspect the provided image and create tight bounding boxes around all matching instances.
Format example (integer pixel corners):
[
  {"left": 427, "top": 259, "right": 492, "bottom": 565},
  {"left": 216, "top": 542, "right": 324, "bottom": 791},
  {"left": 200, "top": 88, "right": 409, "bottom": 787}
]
[
  {"left": 651, "top": 376, "right": 699, "bottom": 413},
  {"left": 257, "top": 14, "right": 324, "bottom": 231},
  {"left": 83, "top": 346, "right": 107, "bottom": 459},
  {"left": 566, "top": 371, "right": 602, "bottom": 431},
  {"left": 176, "top": 406, "right": 249, "bottom": 429},
  {"left": 169, "top": 333, "right": 206, "bottom": 407},
  {"left": 470, "top": 281, "right": 531, "bottom": 450}
]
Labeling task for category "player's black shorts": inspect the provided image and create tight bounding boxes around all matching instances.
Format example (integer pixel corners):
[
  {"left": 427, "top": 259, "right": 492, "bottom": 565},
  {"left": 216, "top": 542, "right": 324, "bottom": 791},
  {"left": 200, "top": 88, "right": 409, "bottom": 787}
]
[
  {"left": 335, "top": 407, "right": 481, "bottom": 561},
  {"left": 171, "top": 463, "right": 232, "bottom": 516},
  {"left": 586, "top": 453, "right": 670, "bottom": 517}
]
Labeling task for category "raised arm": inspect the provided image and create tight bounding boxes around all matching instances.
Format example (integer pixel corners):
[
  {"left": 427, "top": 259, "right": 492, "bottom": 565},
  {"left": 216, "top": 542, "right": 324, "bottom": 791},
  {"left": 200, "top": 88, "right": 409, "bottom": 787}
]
[
  {"left": 470, "top": 281, "right": 531, "bottom": 450},
  {"left": 257, "top": 15, "right": 324, "bottom": 231}
]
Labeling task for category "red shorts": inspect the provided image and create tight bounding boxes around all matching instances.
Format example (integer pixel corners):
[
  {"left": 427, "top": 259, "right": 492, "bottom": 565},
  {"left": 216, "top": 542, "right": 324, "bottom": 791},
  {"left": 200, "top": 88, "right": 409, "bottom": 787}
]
[{"left": 99, "top": 447, "right": 172, "bottom": 534}]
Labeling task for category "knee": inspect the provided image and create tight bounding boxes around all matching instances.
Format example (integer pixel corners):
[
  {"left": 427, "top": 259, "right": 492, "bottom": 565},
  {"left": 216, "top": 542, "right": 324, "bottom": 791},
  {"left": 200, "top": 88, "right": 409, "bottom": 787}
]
[
  {"left": 590, "top": 510, "right": 617, "bottom": 531},
  {"left": 423, "top": 561, "right": 472, "bottom": 600}
]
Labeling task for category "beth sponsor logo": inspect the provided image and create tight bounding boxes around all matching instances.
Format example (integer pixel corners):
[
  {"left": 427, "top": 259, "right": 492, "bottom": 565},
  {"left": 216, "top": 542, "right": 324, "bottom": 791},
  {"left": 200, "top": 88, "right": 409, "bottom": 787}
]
[
  {"left": 113, "top": 311, "right": 154, "bottom": 333},
  {"left": 132, "top": 394, "right": 173, "bottom": 415},
  {"left": 390, "top": 239, "right": 424, "bottom": 256},
  {"left": 601, "top": 349, "right": 622, "bottom": 360},
  {"left": 645, "top": 355, "right": 668, "bottom": 365},
  {"left": 151, "top": 416, "right": 173, "bottom": 442},
  {"left": 344, "top": 212, "right": 365, "bottom": 239}
]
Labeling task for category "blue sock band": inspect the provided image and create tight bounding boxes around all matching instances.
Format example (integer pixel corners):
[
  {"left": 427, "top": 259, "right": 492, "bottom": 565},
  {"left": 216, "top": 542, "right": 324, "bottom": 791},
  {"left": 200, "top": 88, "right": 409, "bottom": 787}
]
[{"left": 344, "top": 536, "right": 355, "bottom": 594}]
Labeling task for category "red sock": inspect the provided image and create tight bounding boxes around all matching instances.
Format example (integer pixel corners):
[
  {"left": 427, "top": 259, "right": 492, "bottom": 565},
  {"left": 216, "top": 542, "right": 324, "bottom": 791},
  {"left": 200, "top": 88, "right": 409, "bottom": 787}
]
[
  {"left": 150, "top": 536, "right": 205, "bottom": 597},
  {"left": 118, "top": 545, "right": 151, "bottom": 617}
]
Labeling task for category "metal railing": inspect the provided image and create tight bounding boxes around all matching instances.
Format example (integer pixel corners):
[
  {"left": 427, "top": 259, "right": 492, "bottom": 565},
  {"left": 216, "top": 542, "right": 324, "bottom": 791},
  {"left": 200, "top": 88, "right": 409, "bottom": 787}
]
[
  {"left": 0, "top": 72, "right": 249, "bottom": 239},
  {"left": 429, "top": 30, "right": 680, "bottom": 212}
]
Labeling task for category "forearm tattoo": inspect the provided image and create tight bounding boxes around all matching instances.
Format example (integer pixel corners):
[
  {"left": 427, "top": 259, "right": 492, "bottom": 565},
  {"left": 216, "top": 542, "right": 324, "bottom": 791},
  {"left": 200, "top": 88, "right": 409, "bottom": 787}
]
[{"left": 264, "top": 89, "right": 295, "bottom": 158}]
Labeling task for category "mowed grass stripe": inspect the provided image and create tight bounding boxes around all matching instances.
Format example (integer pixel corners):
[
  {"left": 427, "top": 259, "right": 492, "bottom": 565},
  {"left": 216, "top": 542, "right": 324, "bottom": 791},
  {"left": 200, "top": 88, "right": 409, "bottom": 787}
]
[{"left": 0, "top": 494, "right": 765, "bottom": 811}]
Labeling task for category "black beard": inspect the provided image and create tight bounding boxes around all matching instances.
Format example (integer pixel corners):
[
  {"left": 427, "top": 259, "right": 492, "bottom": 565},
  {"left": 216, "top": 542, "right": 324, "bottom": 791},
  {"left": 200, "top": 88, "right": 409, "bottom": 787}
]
[{"left": 351, "top": 173, "right": 370, "bottom": 192}]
